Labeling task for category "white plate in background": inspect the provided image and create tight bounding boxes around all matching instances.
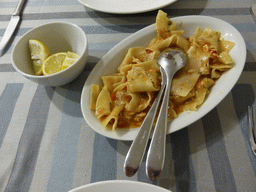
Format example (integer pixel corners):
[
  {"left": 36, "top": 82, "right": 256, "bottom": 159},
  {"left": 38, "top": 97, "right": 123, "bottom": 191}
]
[
  {"left": 77, "top": 0, "right": 177, "bottom": 14},
  {"left": 69, "top": 180, "right": 171, "bottom": 192},
  {"left": 81, "top": 15, "right": 246, "bottom": 141}
]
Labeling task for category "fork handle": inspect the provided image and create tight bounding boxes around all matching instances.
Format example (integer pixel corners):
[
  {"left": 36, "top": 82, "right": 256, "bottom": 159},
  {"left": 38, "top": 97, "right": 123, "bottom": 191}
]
[{"left": 146, "top": 78, "right": 171, "bottom": 180}]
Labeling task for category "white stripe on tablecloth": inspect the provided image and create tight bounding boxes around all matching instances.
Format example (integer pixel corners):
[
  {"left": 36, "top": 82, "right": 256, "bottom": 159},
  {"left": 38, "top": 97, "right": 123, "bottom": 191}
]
[
  {"left": 0, "top": 0, "right": 255, "bottom": 10},
  {"left": 0, "top": 72, "right": 33, "bottom": 84},
  {"left": 69, "top": 70, "right": 97, "bottom": 187},
  {"left": 173, "top": 0, "right": 255, "bottom": 9},
  {"left": 71, "top": 120, "right": 95, "bottom": 189},
  {"left": 1, "top": 12, "right": 254, "bottom": 26},
  {"left": 31, "top": 5, "right": 86, "bottom": 14}
]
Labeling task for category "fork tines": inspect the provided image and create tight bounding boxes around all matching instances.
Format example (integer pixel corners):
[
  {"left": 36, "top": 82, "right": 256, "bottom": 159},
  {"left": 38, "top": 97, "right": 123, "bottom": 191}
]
[{"left": 248, "top": 106, "right": 256, "bottom": 156}]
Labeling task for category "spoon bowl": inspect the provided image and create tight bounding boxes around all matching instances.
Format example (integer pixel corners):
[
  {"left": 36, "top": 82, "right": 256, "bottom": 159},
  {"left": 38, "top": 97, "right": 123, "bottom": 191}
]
[{"left": 157, "top": 48, "right": 187, "bottom": 78}]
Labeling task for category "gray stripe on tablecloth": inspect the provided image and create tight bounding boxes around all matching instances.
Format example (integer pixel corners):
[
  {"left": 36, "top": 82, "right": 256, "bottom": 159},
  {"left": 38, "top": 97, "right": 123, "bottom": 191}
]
[
  {"left": 0, "top": 8, "right": 251, "bottom": 21},
  {"left": 202, "top": 108, "right": 237, "bottom": 192},
  {"left": 90, "top": 134, "right": 118, "bottom": 182},
  {"left": 243, "top": 62, "right": 256, "bottom": 71},
  {"left": 1, "top": 61, "right": 255, "bottom": 73},
  {"left": 4, "top": 85, "right": 55, "bottom": 192},
  {"left": 0, "top": 83, "right": 23, "bottom": 147},
  {"left": 1, "top": 19, "right": 254, "bottom": 38},
  {"left": 0, "top": 22, "right": 254, "bottom": 37},
  {"left": 231, "top": 84, "right": 256, "bottom": 176},
  {"left": 0, "top": 64, "right": 15, "bottom": 72},
  {"left": 232, "top": 23, "right": 256, "bottom": 33},
  {"left": 171, "top": 127, "right": 197, "bottom": 192}
]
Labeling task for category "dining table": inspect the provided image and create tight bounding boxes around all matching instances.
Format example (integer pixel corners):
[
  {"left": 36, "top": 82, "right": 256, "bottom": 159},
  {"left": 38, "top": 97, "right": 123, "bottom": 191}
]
[{"left": 1, "top": 0, "right": 256, "bottom": 191}]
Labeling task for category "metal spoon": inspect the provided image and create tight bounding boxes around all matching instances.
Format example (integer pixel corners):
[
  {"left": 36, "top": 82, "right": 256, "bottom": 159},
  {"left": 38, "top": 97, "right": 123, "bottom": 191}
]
[
  {"left": 124, "top": 67, "right": 167, "bottom": 177},
  {"left": 146, "top": 47, "right": 187, "bottom": 180}
]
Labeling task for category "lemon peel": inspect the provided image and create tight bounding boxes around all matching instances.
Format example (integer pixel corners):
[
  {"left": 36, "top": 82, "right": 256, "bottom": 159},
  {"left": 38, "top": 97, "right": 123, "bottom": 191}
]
[
  {"left": 29, "top": 39, "right": 50, "bottom": 75},
  {"left": 61, "top": 51, "right": 80, "bottom": 71}
]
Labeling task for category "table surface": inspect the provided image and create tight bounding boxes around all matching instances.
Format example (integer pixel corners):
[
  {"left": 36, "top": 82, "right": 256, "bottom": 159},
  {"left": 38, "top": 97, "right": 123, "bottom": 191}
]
[{"left": 1, "top": 0, "right": 256, "bottom": 191}]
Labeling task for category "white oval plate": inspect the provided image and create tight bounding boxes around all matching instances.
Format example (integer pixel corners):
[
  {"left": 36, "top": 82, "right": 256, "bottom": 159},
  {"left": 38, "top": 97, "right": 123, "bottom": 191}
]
[
  {"left": 77, "top": 0, "right": 177, "bottom": 14},
  {"left": 81, "top": 15, "right": 246, "bottom": 141},
  {"left": 69, "top": 180, "right": 171, "bottom": 192}
]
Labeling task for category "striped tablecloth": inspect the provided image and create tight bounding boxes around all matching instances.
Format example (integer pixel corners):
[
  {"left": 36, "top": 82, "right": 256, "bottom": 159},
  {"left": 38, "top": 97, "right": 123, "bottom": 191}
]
[{"left": 1, "top": 0, "right": 256, "bottom": 191}]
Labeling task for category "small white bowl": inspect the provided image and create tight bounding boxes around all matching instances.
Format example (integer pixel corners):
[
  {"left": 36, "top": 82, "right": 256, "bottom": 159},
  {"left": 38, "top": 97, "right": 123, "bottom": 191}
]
[{"left": 11, "top": 22, "right": 88, "bottom": 86}]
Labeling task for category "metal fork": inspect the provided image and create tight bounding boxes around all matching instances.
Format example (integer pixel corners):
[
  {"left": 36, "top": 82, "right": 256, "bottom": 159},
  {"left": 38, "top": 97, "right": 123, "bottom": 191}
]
[{"left": 248, "top": 106, "right": 256, "bottom": 155}]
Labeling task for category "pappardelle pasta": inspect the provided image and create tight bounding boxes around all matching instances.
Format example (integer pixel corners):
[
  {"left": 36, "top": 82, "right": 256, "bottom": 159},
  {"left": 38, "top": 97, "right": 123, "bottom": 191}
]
[{"left": 89, "top": 10, "right": 235, "bottom": 130}]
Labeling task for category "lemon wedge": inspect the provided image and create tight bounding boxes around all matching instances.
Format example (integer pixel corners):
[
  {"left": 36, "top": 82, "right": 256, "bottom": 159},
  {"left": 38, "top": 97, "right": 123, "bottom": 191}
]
[
  {"left": 61, "top": 51, "right": 80, "bottom": 70},
  {"left": 42, "top": 52, "right": 67, "bottom": 75},
  {"left": 29, "top": 39, "right": 50, "bottom": 75}
]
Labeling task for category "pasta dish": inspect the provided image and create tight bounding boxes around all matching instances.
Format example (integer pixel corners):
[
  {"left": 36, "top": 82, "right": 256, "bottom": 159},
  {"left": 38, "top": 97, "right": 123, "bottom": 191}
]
[{"left": 89, "top": 10, "right": 235, "bottom": 130}]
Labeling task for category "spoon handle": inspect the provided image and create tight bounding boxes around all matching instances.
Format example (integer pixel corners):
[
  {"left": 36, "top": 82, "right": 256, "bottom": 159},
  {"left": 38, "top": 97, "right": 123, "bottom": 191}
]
[
  {"left": 124, "top": 69, "right": 166, "bottom": 177},
  {"left": 146, "top": 80, "right": 171, "bottom": 180}
]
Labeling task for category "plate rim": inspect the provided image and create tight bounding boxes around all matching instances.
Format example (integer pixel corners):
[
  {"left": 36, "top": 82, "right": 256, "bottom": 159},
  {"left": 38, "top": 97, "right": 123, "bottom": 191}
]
[
  {"left": 77, "top": 0, "right": 177, "bottom": 14},
  {"left": 69, "top": 180, "right": 171, "bottom": 192},
  {"left": 81, "top": 15, "right": 246, "bottom": 141}
]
